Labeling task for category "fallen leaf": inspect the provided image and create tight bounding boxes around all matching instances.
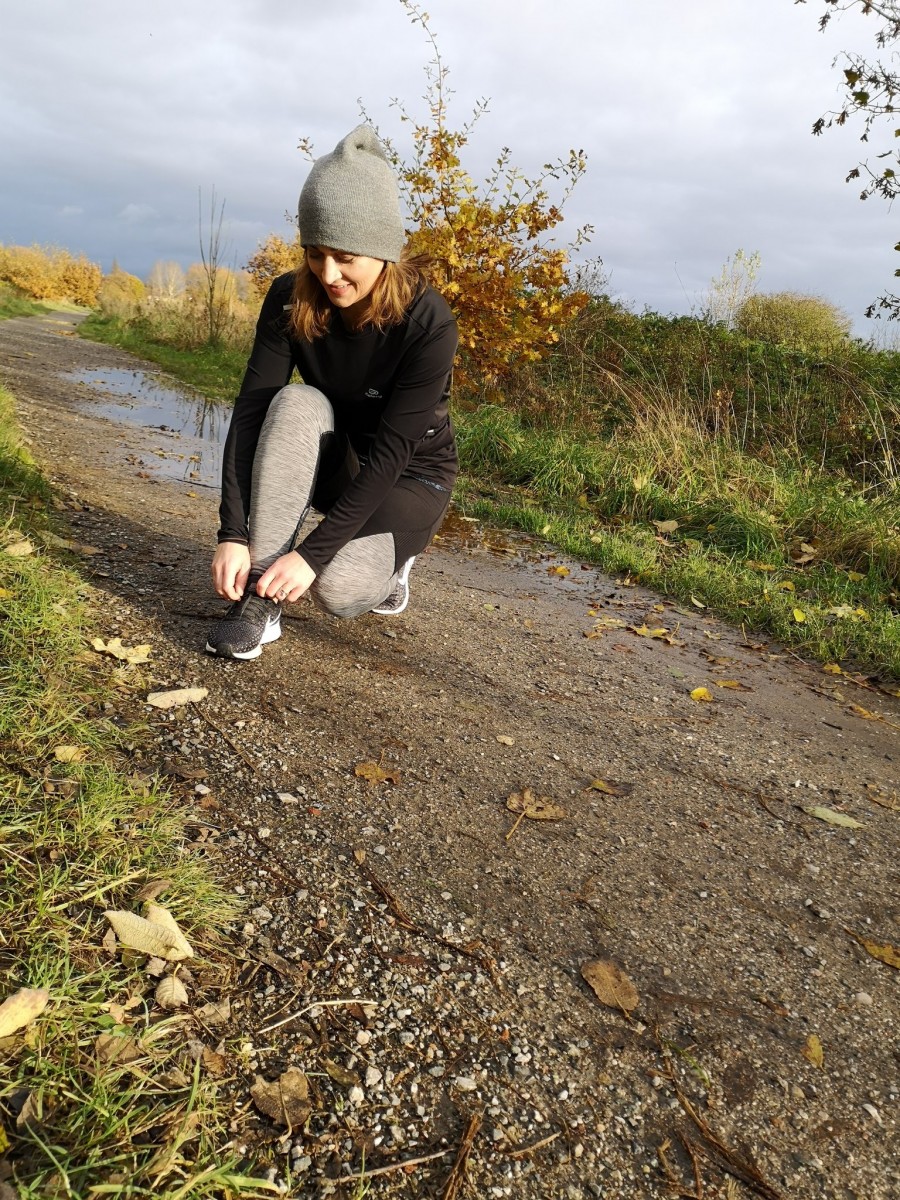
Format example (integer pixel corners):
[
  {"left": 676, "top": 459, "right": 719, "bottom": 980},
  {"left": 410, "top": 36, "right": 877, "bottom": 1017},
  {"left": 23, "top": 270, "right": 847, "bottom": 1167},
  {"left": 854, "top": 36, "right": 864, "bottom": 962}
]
[
  {"left": 155, "top": 975, "right": 189, "bottom": 1010},
  {"left": 747, "top": 560, "right": 776, "bottom": 572},
  {"left": 202, "top": 1046, "right": 228, "bottom": 1077},
  {"left": 846, "top": 570, "right": 865, "bottom": 582},
  {"left": 714, "top": 679, "right": 751, "bottom": 691},
  {"left": 846, "top": 930, "right": 900, "bottom": 969},
  {"left": 323, "top": 1058, "right": 361, "bottom": 1087},
  {"left": 195, "top": 997, "right": 231, "bottom": 1025},
  {"left": 631, "top": 624, "right": 670, "bottom": 639},
  {"left": 496, "top": 735, "right": 515, "bottom": 746},
  {"left": 581, "top": 959, "right": 639, "bottom": 1012},
  {"left": 847, "top": 703, "right": 880, "bottom": 721},
  {"left": 91, "top": 637, "right": 152, "bottom": 664},
  {"left": 104, "top": 909, "right": 194, "bottom": 961},
  {"left": 54, "top": 745, "right": 86, "bottom": 763},
  {"left": 0, "top": 586, "right": 11, "bottom": 599},
  {"left": 354, "top": 761, "right": 400, "bottom": 785},
  {"left": 146, "top": 687, "right": 208, "bottom": 709},
  {"left": 585, "top": 779, "right": 634, "bottom": 797},
  {"left": 547, "top": 565, "right": 570, "bottom": 577},
  {"left": 95, "top": 1031, "right": 143, "bottom": 1064},
  {"left": 689, "top": 596, "right": 706, "bottom": 608},
  {"left": 792, "top": 608, "right": 807, "bottom": 623},
  {"left": 0, "top": 988, "right": 50, "bottom": 1039},
  {"left": 250, "top": 1067, "right": 312, "bottom": 1127},
  {"left": 822, "top": 663, "right": 843, "bottom": 675},
  {"left": 652, "top": 519, "right": 679, "bottom": 535},
  {"left": 690, "top": 687, "right": 713, "bottom": 703},
  {"left": 802, "top": 1033, "right": 824, "bottom": 1068},
  {"left": 134, "top": 879, "right": 173, "bottom": 903},
  {"left": 804, "top": 806, "right": 863, "bottom": 829},
  {"left": 505, "top": 788, "right": 566, "bottom": 820},
  {"left": 776, "top": 580, "right": 795, "bottom": 592},
  {"left": 3, "top": 540, "right": 34, "bottom": 557}
]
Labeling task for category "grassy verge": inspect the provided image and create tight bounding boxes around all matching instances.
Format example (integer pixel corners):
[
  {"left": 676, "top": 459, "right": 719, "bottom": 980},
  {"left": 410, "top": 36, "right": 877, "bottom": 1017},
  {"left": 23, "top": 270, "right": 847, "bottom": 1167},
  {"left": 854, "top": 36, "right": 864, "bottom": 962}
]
[
  {"left": 76, "top": 316, "right": 900, "bottom": 679},
  {"left": 0, "top": 284, "right": 45, "bottom": 320},
  {"left": 79, "top": 313, "right": 248, "bottom": 403},
  {"left": 0, "top": 385, "right": 271, "bottom": 1198}
]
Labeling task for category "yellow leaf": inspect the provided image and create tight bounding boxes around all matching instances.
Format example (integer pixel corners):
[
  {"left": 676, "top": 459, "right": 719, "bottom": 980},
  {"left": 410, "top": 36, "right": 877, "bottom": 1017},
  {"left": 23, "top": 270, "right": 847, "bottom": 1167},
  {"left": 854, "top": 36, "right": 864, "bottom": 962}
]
[
  {"left": 0, "top": 988, "right": 50, "bottom": 1039},
  {"left": 547, "top": 565, "right": 570, "bottom": 577},
  {"left": 631, "top": 624, "right": 669, "bottom": 639},
  {"left": 690, "top": 687, "right": 713, "bottom": 703},
  {"left": 3, "top": 540, "right": 34, "bottom": 557},
  {"left": 505, "top": 789, "right": 566, "bottom": 820},
  {"left": 586, "top": 779, "right": 633, "bottom": 797},
  {"left": 146, "top": 687, "right": 208, "bottom": 709},
  {"left": 847, "top": 931, "right": 900, "bottom": 969},
  {"left": 747, "top": 560, "right": 776, "bottom": 572},
  {"left": 104, "top": 909, "right": 194, "bottom": 961},
  {"left": 54, "top": 745, "right": 86, "bottom": 763},
  {"left": 802, "top": 1033, "right": 824, "bottom": 1069},
  {"left": 92, "top": 637, "right": 152, "bottom": 664},
  {"left": 581, "top": 959, "right": 639, "bottom": 1012},
  {"left": 354, "top": 761, "right": 400, "bottom": 785},
  {"left": 792, "top": 608, "right": 806, "bottom": 623},
  {"left": 848, "top": 703, "right": 880, "bottom": 721},
  {"left": 776, "top": 580, "right": 795, "bottom": 592},
  {"left": 822, "top": 663, "right": 843, "bottom": 674},
  {"left": 690, "top": 596, "right": 706, "bottom": 608},
  {"left": 846, "top": 570, "right": 864, "bottom": 582},
  {"left": 805, "top": 806, "right": 862, "bottom": 829},
  {"left": 0, "top": 587, "right": 12, "bottom": 599},
  {"left": 652, "top": 519, "right": 679, "bottom": 535},
  {"left": 714, "top": 680, "right": 749, "bottom": 690}
]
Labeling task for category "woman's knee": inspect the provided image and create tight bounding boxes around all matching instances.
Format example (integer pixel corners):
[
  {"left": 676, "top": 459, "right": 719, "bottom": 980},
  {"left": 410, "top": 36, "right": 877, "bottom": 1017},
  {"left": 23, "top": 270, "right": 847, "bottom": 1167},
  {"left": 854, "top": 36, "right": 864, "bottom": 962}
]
[
  {"left": 312, "top": 578, "right": 380, "bottom": 620},
  {"left": 267, "top": 384, "right": 334, "bottom": 428}
]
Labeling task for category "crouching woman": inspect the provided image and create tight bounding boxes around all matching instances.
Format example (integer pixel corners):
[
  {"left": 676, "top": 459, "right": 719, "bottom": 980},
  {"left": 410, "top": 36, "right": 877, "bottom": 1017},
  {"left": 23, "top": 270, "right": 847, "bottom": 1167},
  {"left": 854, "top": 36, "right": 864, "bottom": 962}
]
[{"left": 206, "top": 125, "right": 458, "bottom": 659}]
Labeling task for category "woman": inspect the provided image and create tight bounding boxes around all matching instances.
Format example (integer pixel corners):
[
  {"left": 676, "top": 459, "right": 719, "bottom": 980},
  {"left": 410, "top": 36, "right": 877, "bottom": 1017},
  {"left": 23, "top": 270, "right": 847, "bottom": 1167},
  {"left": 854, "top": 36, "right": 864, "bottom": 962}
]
[{"left": 207, "top": 125, "right": 458, "bottom": 660}]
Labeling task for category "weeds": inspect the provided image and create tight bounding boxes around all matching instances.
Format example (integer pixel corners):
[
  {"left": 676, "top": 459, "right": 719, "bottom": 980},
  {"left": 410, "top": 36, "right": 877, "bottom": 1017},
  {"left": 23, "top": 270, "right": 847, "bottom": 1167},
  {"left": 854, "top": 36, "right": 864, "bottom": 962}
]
[{"left": 0, "top": 385, "right": 269, "bottom": 1198}]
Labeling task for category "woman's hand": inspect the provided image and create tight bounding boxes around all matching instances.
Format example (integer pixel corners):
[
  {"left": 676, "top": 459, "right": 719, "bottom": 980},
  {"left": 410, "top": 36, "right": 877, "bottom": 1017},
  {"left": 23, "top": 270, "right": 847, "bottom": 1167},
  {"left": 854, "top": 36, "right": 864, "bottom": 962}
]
[
  {"left": 211, "top": 542, "right": 251, "bottom": 601},
  {"left": 257, "top": 552, "right": 317, "bottom": 604}
]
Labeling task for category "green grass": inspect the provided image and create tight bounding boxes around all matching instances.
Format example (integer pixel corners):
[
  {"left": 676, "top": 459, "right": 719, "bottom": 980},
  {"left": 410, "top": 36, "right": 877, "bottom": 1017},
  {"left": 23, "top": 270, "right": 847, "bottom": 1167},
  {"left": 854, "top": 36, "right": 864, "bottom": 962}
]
[
  {"left": 0, "top": 283, "right": 44, "bottom": 320},
  {"left": 0, "top": 385, "right": 273, "bottom": 1198},
  {"left": 76, "top": 309, "right": 900, "bottom": 678}
]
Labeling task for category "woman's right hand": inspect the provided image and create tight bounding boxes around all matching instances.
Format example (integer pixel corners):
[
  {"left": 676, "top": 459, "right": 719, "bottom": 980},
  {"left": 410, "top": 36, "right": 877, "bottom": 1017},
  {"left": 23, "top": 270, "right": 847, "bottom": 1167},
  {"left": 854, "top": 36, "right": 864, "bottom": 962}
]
[{"left": 211, "top": 542, "right": 251, "bottom": 601}]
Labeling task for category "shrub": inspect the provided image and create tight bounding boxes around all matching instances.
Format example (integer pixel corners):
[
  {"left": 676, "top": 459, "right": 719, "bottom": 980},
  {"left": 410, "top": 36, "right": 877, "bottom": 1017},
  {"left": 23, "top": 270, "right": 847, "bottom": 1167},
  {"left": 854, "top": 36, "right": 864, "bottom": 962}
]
[
  {"left": 97, "top": 269, "right": 145, "bottom": 319},
  {"left": 246, "top": 231, "right": 304, "bottom": 299},
  {"left": 0, "top": 244, "right": 101, "bottom": 306},
  {"left": 735, "top": 291, "right": 852, "bottom": 351}
]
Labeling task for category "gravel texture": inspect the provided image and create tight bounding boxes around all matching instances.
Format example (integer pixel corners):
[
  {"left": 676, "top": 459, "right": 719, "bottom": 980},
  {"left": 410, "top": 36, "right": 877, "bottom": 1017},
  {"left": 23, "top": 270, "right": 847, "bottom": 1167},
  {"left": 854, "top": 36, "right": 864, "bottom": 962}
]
[{"left": 2, "top": 312, "right": 898, "bottom": 1199}]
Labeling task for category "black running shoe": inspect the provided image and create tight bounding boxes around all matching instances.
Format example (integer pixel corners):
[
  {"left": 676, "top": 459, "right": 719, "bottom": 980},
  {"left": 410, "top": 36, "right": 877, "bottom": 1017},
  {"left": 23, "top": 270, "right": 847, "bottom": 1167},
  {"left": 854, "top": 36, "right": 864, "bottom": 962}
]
[
  {"left": 205, "top": 591, "right": 282, "bottom": 659},
  {"left": 372, "top": 556, "right": 415, "bottom": 615}
]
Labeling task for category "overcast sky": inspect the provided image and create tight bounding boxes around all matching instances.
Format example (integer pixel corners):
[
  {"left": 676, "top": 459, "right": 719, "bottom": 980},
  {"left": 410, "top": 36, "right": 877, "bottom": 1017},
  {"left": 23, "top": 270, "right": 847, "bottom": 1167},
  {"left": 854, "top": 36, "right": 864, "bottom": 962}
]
[{"left": 1, "top": 0, "right": 895, "bottom": 331}]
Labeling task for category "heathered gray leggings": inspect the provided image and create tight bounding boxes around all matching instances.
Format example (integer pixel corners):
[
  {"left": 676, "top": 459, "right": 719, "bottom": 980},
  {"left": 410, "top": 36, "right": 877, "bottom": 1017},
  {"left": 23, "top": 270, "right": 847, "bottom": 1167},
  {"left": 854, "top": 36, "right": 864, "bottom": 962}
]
[{"left": 249, "top": 384, "right": 411, "bottom": 619}]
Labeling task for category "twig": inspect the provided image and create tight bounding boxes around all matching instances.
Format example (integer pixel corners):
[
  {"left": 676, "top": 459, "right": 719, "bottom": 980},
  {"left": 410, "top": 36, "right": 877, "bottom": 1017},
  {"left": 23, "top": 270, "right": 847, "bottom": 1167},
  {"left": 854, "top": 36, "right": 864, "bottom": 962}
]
[
  {"left": 507, "top": 1131, "right": 560, "bottom": 1159},
  {"left": 505, "top": 811, "right": 525, "bottom": 840},
  {"left": 441, "top": 1111, "right": 483, "bottom": 1200},
  {"left": 258, "top": 997, "right": 380, "bottom": 1036},
  {"left": 341, "top": 1146, "right": 453, "bottom": 1181}
]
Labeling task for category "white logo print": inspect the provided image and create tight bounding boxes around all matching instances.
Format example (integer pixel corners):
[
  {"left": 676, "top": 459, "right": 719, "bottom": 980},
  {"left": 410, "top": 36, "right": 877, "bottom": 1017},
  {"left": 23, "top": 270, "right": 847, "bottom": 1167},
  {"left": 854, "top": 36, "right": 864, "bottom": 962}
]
[{"left": 365, "top": 388, "right": 382, "bottom": 399}]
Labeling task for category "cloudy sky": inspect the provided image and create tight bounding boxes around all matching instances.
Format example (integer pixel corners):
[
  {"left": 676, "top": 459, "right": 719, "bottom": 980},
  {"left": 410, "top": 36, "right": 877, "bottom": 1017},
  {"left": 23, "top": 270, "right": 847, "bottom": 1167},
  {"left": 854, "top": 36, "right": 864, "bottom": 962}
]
[{"left": 1, "top": 0, "right": 895, "bottom": 330}]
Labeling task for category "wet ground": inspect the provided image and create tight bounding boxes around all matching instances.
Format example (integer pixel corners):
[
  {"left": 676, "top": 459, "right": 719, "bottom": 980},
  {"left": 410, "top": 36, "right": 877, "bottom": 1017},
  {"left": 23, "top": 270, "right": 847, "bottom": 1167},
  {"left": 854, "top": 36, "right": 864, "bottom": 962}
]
[{"left": 1, "top": 311, "right": 898, "bottom": 1200}]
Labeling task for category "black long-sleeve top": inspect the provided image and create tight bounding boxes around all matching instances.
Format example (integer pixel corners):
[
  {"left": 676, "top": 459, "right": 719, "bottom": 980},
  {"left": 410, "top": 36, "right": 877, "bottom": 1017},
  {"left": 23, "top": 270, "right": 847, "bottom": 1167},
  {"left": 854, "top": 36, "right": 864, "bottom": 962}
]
[{"left": 217, "top": 273, "right": 458, "bottom": 574}]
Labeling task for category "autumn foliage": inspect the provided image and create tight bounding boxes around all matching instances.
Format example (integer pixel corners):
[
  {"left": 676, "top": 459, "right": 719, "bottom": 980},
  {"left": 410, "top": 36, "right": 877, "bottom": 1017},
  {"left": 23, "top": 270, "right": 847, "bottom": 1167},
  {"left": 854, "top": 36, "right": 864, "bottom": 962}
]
[{"left": 0, "top": 243, "right": 101, "bottom": 306}]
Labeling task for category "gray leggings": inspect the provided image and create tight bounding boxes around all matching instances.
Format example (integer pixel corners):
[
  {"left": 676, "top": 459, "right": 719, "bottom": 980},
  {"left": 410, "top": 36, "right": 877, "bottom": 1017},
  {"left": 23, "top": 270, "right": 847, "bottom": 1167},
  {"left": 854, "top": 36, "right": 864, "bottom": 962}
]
[{"left": 249, "top": 384, "right": 428, "bottom": 619}]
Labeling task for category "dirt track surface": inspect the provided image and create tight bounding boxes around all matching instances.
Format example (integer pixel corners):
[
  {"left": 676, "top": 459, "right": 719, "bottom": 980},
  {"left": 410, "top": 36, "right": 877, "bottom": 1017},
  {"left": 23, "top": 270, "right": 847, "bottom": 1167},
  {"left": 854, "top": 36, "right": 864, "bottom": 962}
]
[{"left": 2, "top": 311, "right": 898, "bottom": 1200}]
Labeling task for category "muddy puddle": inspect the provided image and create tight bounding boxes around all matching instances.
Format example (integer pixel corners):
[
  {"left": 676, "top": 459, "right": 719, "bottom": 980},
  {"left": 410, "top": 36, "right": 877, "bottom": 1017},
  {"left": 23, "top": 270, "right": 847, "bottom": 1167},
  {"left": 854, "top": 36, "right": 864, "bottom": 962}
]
[{"left": 65, "top": 368, "right": 228, "bottom": 487}]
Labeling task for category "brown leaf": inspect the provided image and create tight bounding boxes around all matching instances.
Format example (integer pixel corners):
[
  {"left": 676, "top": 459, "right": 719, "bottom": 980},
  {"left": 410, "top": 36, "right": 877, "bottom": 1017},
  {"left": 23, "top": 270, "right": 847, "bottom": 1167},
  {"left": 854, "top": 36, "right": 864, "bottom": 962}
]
[
  {"left": 585, "top": 779, "right": 633, "bottom": 797},
  {"left": 847, "top": 930, "right": 900, "bottom": 969},
  {"left": 505, "top": 788, "right": 566, "bottom": 820},
  {"left": 250, "top": 1067, "right": 312, "bottom": 1127},
  {"left": 95, "top": 1031, "right": 143, "bottom": 1065},
  {"left": 581, "top": 959, "right": 639, "bottom": 1012},
  {"left": 802, "top": 1033, "right": 824, "bottom": 1068},
  {"left": 354, "top": 761, "right": 400, "bottom": 785},
  {"left": 201, "top": 1046, "right": 228, "bottom": 1077},
  {"left": 195, "top": 997, "right": 231, "bottom": 1025},
  {"left": 3, "top": 540, "right": 34, "bottom": 558},
  {"left": 134, "top": 879, "right": 173, "bottom": 903},
  {"left": 714, "top": 679, "right": 752, "bottom": 691},
  {"left": 652, "top": 519, "right": 679, "bottom": 535},
  {"left": 323, "top": 1058, "right": 361, "bottom": 1087}
]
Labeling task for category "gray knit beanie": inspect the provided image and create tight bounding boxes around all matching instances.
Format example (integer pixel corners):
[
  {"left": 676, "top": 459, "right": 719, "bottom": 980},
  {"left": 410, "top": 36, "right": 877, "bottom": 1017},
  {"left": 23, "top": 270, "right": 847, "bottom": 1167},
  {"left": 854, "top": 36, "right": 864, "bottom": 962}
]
[{"left": 297, "top": 125, "right": 405, "bottom": 263}]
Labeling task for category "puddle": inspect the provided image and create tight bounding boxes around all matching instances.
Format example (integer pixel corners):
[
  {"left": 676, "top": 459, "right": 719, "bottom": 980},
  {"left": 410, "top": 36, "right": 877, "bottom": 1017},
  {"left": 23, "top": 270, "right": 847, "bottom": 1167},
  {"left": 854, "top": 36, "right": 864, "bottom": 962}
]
[{"left": 66, "top": 368, "right": 229, "bottom": 487}]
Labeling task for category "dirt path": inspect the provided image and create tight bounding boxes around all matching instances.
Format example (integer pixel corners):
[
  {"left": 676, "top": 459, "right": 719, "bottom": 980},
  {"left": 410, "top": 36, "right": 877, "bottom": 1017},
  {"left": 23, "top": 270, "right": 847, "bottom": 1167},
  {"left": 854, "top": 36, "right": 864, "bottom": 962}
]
[{"left": 2, "top": 311, "right": 898, "bottom": 1200}]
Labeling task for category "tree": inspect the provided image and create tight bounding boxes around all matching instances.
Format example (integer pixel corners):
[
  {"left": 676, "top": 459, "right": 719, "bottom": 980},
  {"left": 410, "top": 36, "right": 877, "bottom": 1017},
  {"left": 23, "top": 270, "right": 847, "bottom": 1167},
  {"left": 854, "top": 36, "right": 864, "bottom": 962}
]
[
  {"left": 703, "top": 248, "right": 762, "bottom": 328},
  {"left": 735, "top": 290, "right": 852, "bottom": 350},
  {"left": 147, "top": 260, "right": 186, "bottom": 300},
  {"left": 245, "top": 230, "right": 303, "bottom": 299},
  {"left": 800, "top": 0, "right": 900, "bottom": 315},
  {"left": 197, "top": 187, "right": 231, "bottom": 343}
]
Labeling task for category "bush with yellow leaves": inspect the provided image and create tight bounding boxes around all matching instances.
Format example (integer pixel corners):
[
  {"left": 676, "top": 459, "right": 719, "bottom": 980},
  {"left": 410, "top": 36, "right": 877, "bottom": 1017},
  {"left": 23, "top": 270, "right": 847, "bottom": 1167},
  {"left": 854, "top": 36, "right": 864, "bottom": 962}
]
[{"left": 0, "top": 243, "right": 101, "bottom": 306}]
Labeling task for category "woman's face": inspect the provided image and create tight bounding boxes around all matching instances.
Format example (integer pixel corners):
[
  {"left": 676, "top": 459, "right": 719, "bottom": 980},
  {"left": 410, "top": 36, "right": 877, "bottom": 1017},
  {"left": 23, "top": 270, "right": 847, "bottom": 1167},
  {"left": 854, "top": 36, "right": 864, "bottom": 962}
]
[{"left": 306, "top": 246, "right": 385, "bottom": 314}]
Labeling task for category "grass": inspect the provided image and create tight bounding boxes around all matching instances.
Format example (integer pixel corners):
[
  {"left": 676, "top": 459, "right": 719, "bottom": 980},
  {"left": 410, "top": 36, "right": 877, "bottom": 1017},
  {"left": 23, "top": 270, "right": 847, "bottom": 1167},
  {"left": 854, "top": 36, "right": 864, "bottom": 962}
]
[
  {"left": 75, "top": 307, "right": 900, "bottom": 679},
  {"left": 0, "top": 384, "right": 273, "bottom": 1198},
  {"left": 0, "top": 283, "right": 45, "bottom": 320}
]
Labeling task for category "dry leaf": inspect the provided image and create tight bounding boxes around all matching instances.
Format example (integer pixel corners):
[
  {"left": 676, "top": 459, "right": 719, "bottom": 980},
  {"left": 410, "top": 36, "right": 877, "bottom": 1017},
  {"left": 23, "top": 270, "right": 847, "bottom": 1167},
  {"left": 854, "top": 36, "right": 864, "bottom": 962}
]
[
  {"left": 3, "top": 540, "right": 34, "bottom": 557},
  {"left": 54, "top": 745, "right": 86, "bottom": 763},
  {"left": 323, "top": 1058, "right": 361, "bottom": 1087},
  {"left": 196, "top": 997, "right": 231, "bottom": 1025},
  {"left": 146, "top": 687, "right": 208, "bottom": 709},
  {"left": 652, "top": 519, "right": 679, "bottom": 535},
  {"left": 354, "top": 761, "right": 400, "bottom": 785},
  {"left": 251, "top": 1067, "right": 312, "bottom": 1127},
  {"left": 202, "top": 1045, "right": 228, "bottom": 1077},
  {"left": 104, "top": 909, "right": 194, "bottom": 961},
  {"left": 689, "top": 596, "right": 706, "bottom": 608},
  {"left": 822, "top": 663, "right": 843, "bottom": 674},
  {"left": 547, "top": 565, "right": 570, "bottom": 577},
  {"left": 506, "top": 789, "right": 566, "bottom": 820},
  {"left": 134, "top": 879, "right": 173, "bottom": 903},
  {"left": 846, "top": 570, "right": 865, "bottom": 582},
  {"left": 496, "top": 735, "right": 515, "bottom": 746},
  {"left": 715, "top": 679, "right": 751, "bottom": 691},
  {"left": 847, "top": 930, "right": 900, "bottom": 969},
  {"left": 631, "top": 624, "right": 670, "bottom": 639},
  {"left": 95, "top": 1031, "right": 143, "bottom": 1064},
  {"left": 143, "top": 904, "right": 194, "bottom": 957},
  {"left": 847, "top": 703, "right": 880, "bottom": 721},
  {"left": 802, "top": 1033, "right": 824, "bottom": 1068},
  {"left": 586, "top": 779, "right": 633, "bottom": 797},
  {"left": 0, "top": 988, "right": 50, "bottom": 1038},
  {"left": 690, "top": 687, "right": 713, "bottom": 703},
  {"left": 91, "top": 637, "right": 152, "bottom": 664},
  {"left": 581, "top": 959, "right": 639, "bottom": 1012},
  {"left": 805, "top": 806, "right": 862, "bottom": 829},
  {"left": 155, "top": 975, "right": 189, "bottom": 1010}
]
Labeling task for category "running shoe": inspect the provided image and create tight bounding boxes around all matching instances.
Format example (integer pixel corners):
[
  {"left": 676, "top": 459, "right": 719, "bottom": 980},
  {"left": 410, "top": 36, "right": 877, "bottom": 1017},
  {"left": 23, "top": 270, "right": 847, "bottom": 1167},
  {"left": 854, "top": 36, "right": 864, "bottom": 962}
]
[
  {"left": 371, "top": 556, "right": 415, "bottom": 616},
  {"left": 205, "top": 591, "right": 282, "bottom": 659}
]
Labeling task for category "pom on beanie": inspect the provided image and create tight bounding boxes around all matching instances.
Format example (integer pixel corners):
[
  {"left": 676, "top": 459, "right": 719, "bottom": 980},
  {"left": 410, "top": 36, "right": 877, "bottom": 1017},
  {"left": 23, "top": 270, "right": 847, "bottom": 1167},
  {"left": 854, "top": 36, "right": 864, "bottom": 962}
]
[{"left": 297, "top": 125, "right": 405, "bottom": 262}]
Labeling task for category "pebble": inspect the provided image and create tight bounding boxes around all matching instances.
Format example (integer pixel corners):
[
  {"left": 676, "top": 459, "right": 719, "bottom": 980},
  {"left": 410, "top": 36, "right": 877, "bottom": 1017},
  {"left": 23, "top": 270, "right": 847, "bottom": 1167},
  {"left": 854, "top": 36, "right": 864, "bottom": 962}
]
[
  {"left": 348, "top": 1086, "right": 364, "bottom": 1106},
  {"left": 258, "top": 827, "right": 271, "bottom": 838},
  {"left": 365, "top": 1066, "right": 383, "bottom": 1088},
  {"left": 854, "top": 991, "right": 873, "bottom": 1006},
  {"left": 453, "top": 1076, "right": 478, "bottom": 1092},
  {"left": 194, "top": 783, "right": 211, "bottom": 795}
]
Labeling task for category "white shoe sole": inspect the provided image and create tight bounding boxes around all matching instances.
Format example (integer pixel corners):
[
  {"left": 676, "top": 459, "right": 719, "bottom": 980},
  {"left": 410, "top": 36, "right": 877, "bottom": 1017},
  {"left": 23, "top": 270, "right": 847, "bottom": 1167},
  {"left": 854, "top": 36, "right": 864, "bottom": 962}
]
[{"left": 205, "top": 617, "right": 281, "bottom": 660}]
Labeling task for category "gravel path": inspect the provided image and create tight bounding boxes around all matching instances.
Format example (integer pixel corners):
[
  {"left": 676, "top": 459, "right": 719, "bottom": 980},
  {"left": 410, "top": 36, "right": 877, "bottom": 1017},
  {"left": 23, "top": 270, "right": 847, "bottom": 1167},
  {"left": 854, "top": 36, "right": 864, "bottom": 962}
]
[{"left": 2, "top": 311, "right": 898, "bottom": 1200}]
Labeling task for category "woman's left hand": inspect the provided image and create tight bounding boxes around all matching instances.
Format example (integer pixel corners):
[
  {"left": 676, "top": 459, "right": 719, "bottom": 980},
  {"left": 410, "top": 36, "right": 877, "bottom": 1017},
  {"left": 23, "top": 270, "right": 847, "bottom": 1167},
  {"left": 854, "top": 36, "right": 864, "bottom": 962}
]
[{"left": 257, "top": 553, "right": 317, "bottom": 604}]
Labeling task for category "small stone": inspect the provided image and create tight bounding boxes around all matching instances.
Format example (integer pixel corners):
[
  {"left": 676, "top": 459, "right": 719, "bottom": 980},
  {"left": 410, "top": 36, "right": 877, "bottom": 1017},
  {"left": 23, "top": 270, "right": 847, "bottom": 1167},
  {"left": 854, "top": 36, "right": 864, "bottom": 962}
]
[
  {"left": 348, "top": 1086, "right": 364, "bottom": 1106},
  {"left": 453, "top": 1076, "right": 478, "bottom": 1092},
  {"left": 854, "top": 991, "right": 873, "bottom": 1006},
  {"left": 194, "top": 783, "right": 211, "bottom": 795},
  {"left": 365, "top": 1066, "right": 383, "bottom": 1088},
  {"left": 258, "top": 827, "right": 271, "bottom": 839},
  {"left": 356, "top": 1030, "right": 372, "bottom": 1046},
  {"left": 252, "top": 906, "right": 273, "bottom": 923}
]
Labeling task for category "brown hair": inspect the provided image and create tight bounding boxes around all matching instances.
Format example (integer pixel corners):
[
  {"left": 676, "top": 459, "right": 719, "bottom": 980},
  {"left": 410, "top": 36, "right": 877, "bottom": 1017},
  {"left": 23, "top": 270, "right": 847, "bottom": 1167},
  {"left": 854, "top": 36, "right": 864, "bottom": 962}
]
[{"left": 289, "top": 247, "right": 431, "bottom": 340}]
